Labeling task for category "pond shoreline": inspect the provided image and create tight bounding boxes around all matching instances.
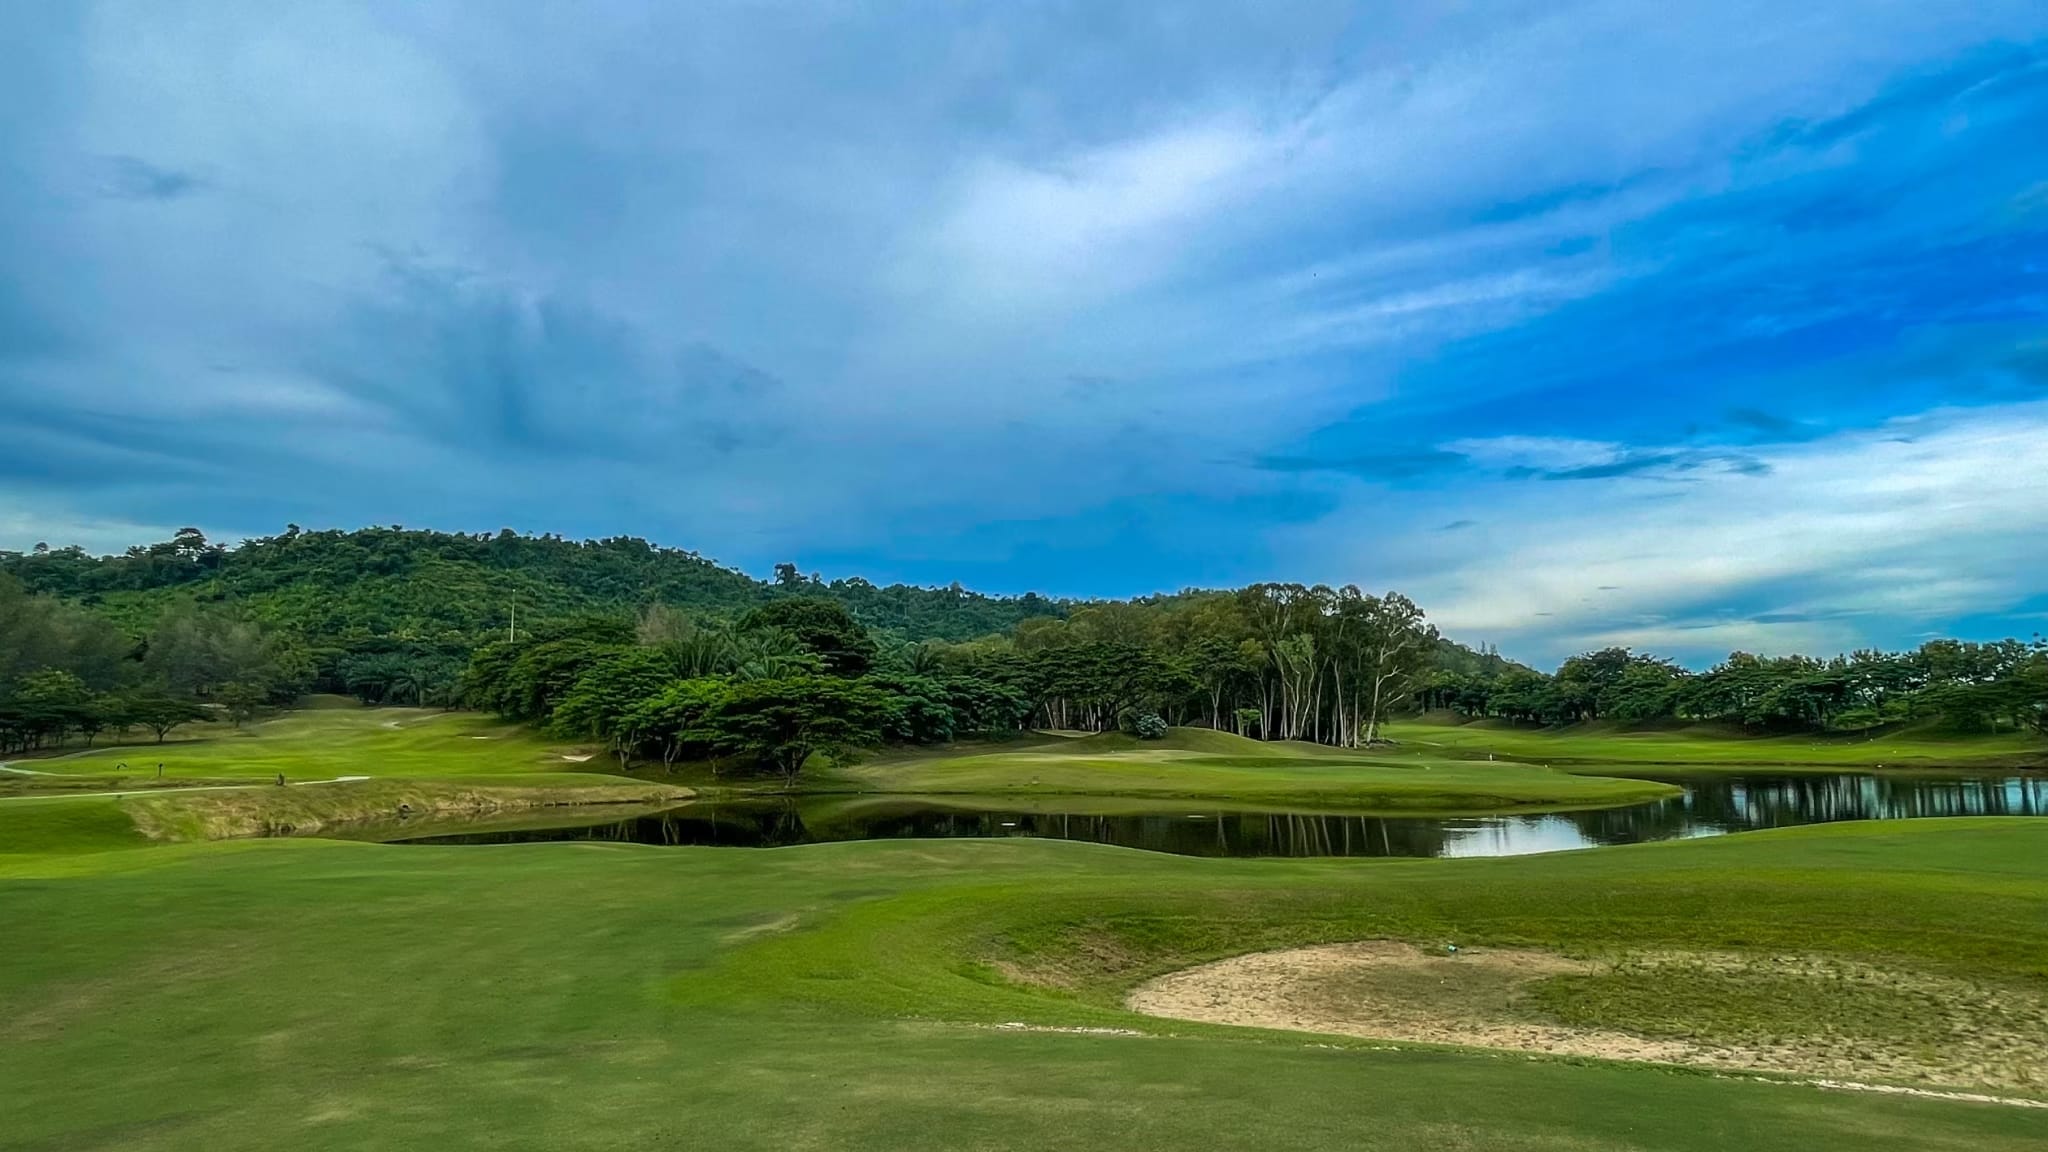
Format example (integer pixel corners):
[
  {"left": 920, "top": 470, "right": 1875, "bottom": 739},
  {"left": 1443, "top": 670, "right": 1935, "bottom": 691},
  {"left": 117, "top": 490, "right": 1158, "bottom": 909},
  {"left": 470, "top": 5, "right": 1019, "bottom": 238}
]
[{"left": 380, "top": 770, "right": 2048, "bottom": 859}]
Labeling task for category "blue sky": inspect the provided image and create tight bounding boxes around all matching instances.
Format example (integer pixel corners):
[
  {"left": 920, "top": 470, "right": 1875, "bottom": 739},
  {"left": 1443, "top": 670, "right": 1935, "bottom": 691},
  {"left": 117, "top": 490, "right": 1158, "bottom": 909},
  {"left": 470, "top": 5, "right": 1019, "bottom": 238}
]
[{"left": 3, "top": 2, "right": 2046, "bottom": 666}]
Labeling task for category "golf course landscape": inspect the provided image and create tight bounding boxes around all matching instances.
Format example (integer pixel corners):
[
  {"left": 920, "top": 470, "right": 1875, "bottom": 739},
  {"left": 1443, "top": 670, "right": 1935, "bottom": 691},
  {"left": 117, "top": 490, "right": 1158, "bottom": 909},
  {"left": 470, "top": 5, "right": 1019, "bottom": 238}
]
[
  {"left": 15, "top": 4, "right": 2048, "bottom": 1145},
  {"left": 4, "top": 531, "right": 2047, "bottom": 1149},
  {"left": 5, "top": 702, "right": 2046, "bottom": 1150}
]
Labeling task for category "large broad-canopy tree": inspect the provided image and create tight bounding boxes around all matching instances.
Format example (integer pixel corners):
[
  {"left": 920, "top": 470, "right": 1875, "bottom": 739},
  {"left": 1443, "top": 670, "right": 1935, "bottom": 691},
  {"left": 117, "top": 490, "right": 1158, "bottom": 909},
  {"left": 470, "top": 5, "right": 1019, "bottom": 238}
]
[
  {"left": 702, "top": 675, "right": 894, "bottom": 785},
  {"left": 621, "top": 678, "right": 732, "bottom": 772}
]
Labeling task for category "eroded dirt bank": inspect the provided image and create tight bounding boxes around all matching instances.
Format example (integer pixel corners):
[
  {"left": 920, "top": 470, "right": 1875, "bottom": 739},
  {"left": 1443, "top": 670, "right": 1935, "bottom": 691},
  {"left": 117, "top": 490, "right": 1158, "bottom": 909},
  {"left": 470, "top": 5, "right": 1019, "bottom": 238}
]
[{"left": 126, "top": 780, "right": 694, "bottom": 841}]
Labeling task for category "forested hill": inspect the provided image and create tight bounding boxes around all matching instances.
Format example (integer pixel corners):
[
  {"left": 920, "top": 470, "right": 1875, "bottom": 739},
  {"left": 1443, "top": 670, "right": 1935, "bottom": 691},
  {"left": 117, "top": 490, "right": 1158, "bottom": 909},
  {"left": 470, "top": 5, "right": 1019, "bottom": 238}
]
[
  {"left": 0, "top": 526, "right": 1064, "bottom": 643},
  {"left": 4, "top": 525, "right": 2039, "bottom": 754},
  {"left": 0, "top": 525, "right": 1520, "bottom": 735}
]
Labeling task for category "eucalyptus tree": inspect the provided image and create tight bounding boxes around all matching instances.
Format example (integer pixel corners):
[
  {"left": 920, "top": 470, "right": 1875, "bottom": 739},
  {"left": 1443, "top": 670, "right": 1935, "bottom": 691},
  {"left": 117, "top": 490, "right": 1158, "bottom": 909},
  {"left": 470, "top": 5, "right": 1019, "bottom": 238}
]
[{"left": 1336, "top": 590, "right": 1435, "bottom": 746}]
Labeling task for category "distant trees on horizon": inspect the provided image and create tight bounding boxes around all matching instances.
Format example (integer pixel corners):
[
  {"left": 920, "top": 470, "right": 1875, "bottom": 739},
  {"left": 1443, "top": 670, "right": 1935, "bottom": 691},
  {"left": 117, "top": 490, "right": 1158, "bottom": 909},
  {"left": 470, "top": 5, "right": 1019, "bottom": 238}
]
[
  {"left": 1424, "top": 641, "right": 2048, "bottom": 736},
  {"left": 3, "top": 526, "right": 2044, "bottom": 760}
]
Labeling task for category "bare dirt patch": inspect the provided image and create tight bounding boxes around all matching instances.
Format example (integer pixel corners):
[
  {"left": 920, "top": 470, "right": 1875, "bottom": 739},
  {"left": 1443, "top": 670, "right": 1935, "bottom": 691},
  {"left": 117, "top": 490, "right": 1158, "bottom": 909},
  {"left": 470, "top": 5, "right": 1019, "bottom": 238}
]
[{"left": 1126, "top": 941, "right": 2048, "bottom": 1095}]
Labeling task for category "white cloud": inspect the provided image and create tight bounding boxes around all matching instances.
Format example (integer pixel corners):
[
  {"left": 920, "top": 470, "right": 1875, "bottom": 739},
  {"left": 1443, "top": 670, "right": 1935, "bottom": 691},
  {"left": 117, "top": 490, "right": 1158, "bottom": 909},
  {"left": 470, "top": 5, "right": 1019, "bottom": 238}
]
[
  {"left": 1286, "top": 401, "right": 2048, "bottom": 663},
  {"left": 0, "top": 502, "right": 190, "bottom": 555},
  {"left": 1443, "top": 435, "right": 1630, "bottom": 472},
  {"left": 890, "top": 118, "right": 1278, "bottom": 332}
]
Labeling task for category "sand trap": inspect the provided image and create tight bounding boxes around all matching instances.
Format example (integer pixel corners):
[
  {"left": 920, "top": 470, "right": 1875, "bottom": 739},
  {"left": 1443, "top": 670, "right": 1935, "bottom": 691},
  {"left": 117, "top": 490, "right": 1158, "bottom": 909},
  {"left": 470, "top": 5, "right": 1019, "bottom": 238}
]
[
  {"left": 560, "top": 754, "right": 595, "bottom": 763},
  {"left": 1127, "top": 941, "right": 2048, "bottom": 1094},
  {"left": 1131, "top": 942, "right": 1693, "bottom": 1065}
]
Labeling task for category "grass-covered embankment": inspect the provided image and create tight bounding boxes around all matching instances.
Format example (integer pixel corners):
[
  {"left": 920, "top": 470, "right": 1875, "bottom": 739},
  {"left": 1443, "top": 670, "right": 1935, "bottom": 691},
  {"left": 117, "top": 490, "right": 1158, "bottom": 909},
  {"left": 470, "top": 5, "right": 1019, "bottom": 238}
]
[
  {"left": 834, "top": 727, "right": 1683, "bottom": 813},
  {"left": 123, "top": 775, "right": 691, "bottom": 842},
  {"left": 0, "top": 774, "right": 688, "bottom": 853},
  {"left": 1, "top": 817, "right": 2044, "bottom": 1150}
]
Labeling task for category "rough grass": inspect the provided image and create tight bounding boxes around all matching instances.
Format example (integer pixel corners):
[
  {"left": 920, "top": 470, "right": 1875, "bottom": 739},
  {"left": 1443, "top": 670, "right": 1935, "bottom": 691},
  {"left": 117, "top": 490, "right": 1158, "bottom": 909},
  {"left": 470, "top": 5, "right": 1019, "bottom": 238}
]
[
  {"left": 1387, "top": 717, "right": 2047, "bottom": 768},
  {"left": 2, "top": 819, "right": 2045, "bottom": 1150}
]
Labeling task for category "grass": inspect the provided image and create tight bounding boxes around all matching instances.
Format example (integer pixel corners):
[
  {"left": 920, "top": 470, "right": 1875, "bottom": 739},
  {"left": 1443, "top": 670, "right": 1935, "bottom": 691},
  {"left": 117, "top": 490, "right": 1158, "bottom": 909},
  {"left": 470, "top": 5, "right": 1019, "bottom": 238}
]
[
  {"left": 10, "top": 704, "right": 2045, "bottom": 1148},
  {"left": 17, "top": 710, "right": 1697, "bottom": 815},
  {"left": 1386, "top": 715, "right": 2047, "bottom": 768},
  {"left": 7, "top": 705, "right": 581, "bottom": 780},
  {"left": 836, "top": 727, "right": 1684, "bottom": 813},
  {"left": 0, "top": 795, "right": 154, "bottom": 856},
  {"left": 2, "top": 817, "right": 2046, "bottom": 1150}
]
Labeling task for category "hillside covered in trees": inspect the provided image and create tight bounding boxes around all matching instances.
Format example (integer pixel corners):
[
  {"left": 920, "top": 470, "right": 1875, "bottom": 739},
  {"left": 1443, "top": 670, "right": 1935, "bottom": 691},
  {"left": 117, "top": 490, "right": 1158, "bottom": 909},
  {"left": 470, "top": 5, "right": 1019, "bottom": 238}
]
[{"left": 3, "top": 525, "right": 2044, "bottom": 764}]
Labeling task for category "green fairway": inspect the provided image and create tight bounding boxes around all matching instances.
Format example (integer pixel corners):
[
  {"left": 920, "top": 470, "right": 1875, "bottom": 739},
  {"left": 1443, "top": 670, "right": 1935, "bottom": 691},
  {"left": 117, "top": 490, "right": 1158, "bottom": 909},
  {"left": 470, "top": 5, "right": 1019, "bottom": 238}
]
[
  {"left": 1385, "top": 716, "right": 2047, "bottom": 768},
  {"left": 7, "top": 706, "right": 588, "bottom": 780},
  {"left": 1, "top": 817, "right": 2045, "bottom": 1150},
  {"left": 17, "top": 710, "right": 1694, "bottom": 814},
  {"left": 833, "top": 727, "right": 1683, "bottom": 813}
]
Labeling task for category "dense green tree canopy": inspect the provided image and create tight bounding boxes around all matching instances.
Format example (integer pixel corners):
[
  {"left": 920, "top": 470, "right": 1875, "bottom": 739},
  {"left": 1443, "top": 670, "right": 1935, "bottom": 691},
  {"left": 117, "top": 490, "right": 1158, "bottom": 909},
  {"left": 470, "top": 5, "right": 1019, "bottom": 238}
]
[{"left": 6, "top": 525, "right": 2043, "bottom": 762}]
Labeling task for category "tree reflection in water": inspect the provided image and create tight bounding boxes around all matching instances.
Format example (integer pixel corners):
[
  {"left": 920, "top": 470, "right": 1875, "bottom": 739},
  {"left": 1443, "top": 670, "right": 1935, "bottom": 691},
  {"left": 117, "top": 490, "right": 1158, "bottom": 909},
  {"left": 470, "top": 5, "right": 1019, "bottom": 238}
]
[{"left": 398, "top": 772, "right": 2047, "bottom": 859}]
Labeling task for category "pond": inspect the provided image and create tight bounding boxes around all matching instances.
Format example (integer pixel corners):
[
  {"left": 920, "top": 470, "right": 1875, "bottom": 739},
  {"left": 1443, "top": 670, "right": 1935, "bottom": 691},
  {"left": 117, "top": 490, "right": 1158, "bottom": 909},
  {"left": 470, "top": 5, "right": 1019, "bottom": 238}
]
[{"left": 391, "top": 770, "right": 2048, "bottom": 858}]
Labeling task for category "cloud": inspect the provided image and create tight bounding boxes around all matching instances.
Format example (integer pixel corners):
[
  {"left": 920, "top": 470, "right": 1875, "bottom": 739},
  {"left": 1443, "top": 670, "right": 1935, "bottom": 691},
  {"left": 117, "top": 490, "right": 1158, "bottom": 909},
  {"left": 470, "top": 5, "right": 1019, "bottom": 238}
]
[
  {"left": 908, "top": 120, "right": 1275, "bottom": 309},
  {"left": 1430, "top": 436, "right": 1773, "bottom": 482},
  {"left": 1, "top": 0, "right": 2046, "bottom": 630},
  {"left": 0, "top": 500, "right": 188, "bottom": 556},
  {"left": 1258, "top": 447, "right": 1466, "bottom": 482},
  {"left": 1725, "top": 407, "right": 1799, "bottom": 435},
  {"left": 1291, "top": 401, "right": 2048, "bottom": 664},
  {"left": 97, "top": 156, "right": 200, "bottom": 200}
]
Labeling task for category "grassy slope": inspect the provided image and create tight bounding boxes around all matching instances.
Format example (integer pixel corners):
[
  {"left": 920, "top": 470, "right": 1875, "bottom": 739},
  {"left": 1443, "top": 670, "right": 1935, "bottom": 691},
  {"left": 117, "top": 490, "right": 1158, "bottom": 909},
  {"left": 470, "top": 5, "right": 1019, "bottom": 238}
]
[
  {"left": 2, "top": 819, "right": 2045, "bottom": 1150},
  {"left": 1387, "top": 716, "right": 2047, "bottom": 768},
  {"left": 837, "top": 727, "right": 1683, "bottom": 813},
  {"left": 0, "top": 795, "right": 153, "bottom": 856}
]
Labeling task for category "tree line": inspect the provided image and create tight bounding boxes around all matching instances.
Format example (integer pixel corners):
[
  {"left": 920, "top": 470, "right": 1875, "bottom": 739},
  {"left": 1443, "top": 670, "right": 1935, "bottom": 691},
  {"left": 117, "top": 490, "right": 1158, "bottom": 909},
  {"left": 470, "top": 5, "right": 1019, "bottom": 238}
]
[
  {"left": 1422, "top": 642, "right": 2048, "bottom": 735},
  {"left": 7, "top": 525, "right": 2044, "bottom": 767},
  {"left": 0, "top": 571, "right": 310, "bottom": 753},
  {"left": 454, "top": 585, "right": 1454, "bottom": 782}
]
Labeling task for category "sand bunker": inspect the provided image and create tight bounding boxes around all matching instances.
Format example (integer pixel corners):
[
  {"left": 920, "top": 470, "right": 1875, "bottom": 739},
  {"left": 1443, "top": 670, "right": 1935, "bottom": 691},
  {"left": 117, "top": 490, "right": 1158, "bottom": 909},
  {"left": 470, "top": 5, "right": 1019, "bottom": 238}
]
[{"left": 1127, "top": 941, "right": 2048, "bottom": 1094}]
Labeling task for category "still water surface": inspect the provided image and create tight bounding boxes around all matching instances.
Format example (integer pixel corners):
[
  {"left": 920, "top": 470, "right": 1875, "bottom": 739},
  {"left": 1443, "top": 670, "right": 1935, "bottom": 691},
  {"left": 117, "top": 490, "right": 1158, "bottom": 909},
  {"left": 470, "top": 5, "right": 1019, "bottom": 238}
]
[{"left": 398, "top": 771, "right": 2047, "bottom": 859}]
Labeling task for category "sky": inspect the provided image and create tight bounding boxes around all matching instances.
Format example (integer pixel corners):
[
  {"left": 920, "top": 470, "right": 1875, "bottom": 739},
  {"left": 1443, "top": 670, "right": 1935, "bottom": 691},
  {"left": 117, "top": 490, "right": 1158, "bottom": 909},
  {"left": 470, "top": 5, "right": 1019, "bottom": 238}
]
[{"left": 3, "top": 2, "right": 2046, "bottom": 667}]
